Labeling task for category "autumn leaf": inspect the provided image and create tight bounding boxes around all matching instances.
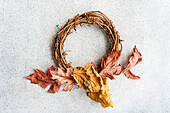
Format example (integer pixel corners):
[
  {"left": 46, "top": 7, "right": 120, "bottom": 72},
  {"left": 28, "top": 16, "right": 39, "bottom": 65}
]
[
  {"left": 88, "top": 76, "right": 114, "bottom": 108},
  {"left": 47, "top": 82, "right": 60, "bottom": 93},
  {"left": 24, "top": 66, "right": 75, "bottom": 94},
  {"left": 111, "top": 64, "right": 122, "bottom": 75},
  {"left": 90, "top": 62, "right": 97, "bottom": 71},
  {"left": 23, "top": 66, "right": 55, "bottom": 89},
  {"left": 50, "top": 68, "right": 76, "bottom": 91},
  {"left": 99, "top": 50, "right": 122, "bottom": 79},
  {"left": 72, "top": 64, "right": 113, "bottom": 108},
  {"left": 122, "top": 46, "right": 142, "bottom": 79},
  {"left": 72, "top": 64, "right": 103, "bottom": 92},
  {"left": 47, "top": 65, "right": 55, "bottom": 77},
  {"left": 123, "top": 70, "right": 140, "bottom": 80}
]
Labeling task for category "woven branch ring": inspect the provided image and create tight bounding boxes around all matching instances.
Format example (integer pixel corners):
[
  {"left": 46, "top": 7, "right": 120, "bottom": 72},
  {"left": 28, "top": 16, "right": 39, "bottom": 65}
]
[{"left": 53, "top": 11, "right": 122, "bottom": 70}]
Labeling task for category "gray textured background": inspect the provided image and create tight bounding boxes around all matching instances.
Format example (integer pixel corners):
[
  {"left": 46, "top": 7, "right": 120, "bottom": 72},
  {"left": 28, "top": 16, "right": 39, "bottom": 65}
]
[{"left": 0, "top": 0, "right": 170, "bottom": 113}]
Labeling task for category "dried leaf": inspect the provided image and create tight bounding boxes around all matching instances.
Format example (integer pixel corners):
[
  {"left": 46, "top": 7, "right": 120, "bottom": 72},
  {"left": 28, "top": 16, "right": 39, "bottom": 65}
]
[
  {"left": 47, "top": 67, "right": 62, "bottom": 94},
  {"left": 72, "top": 64, "right": 113, "bottom": 108},
  {"left": 24, "top": 66, "right": 55, "bottom": 89},
  {"left": 112, "top": 64, "right": 122, "bottom": 75},
  {"left": 99, "top": 50, "right": 122, "bottom": 79},
  {"left": 50, "top": 68, "right": 75, "bottom": 91},
  {"left": 48, "top": 65, "right": 55, "bottom": 77},
  {"left": 122, "top": 46, "right": 142, "bottom": 79},
  {"left": 72, "top": 64, "right": 103, "bottom": 92},
  {"left": 24, "top": 66, "right": 74, "bottom": 94},
  {"left": 99, "top": 71, "right": 115, "bottom": 80},
  {"left": 124, "top": 70, "right": 140, "bottom": 80},
  {"left": 90, "top": 62, "right": 97, "bottom": 71},
  {"left": 88, "top": 76, "right": 113, "bottom": 108},
  {"left": 101, "top": 51, "right": 121, "bottom": 69},
  {"left": 48, "top": 82, "right": 60, "bottom": 93}
]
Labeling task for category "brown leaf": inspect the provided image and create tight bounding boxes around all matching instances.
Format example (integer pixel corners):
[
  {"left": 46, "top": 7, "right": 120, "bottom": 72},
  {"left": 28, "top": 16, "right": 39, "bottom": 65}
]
[
  {"left": 50, "top": 68, "right": 75, "bottom": 91},
  {"left": 99, "top": 50, "right": 122, "bottom": 79},
  {"left": 122, "top": 46, "right": 142, "bottom": 79}
]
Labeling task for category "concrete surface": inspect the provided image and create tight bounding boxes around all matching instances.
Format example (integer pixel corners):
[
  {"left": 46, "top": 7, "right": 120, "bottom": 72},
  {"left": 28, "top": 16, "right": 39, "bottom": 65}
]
[{"left": 0, "top": 0, "right": 170, "bottom": 113}]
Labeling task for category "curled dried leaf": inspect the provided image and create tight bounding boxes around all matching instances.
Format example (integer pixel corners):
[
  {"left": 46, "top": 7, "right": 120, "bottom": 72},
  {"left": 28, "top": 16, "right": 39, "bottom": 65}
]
[
  {"left": 123, "top": 46, "right": 142, "bottom": 72},
  {"left": 124, "top": 70, "right": 140, "bottom": 80},
  {"left": 72, "top": 64, "right": 113, "bottom": 108},
  {"left": 88, "top": 76, "right": 113, "bottom": 108},
  {"left": 122, "top": 46, "right": 142, "bottom": 79},
  {"left": 72, "top": 64, "right": 103, "bottom": 92},
  {"left": 99, "top": 50, "right": 122, "bottom": 80}
]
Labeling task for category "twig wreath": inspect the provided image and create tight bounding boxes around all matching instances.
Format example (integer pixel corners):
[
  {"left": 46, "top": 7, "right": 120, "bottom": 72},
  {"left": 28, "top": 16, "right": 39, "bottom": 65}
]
[{"left": 24, "top": 11, "right": 142, "bottom": 108}]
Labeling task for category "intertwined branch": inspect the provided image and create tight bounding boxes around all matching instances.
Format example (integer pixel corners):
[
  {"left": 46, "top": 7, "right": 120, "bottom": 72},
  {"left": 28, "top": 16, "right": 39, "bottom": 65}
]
[{"left": 53, "top": 11, "right": 122, "bottom": 71}]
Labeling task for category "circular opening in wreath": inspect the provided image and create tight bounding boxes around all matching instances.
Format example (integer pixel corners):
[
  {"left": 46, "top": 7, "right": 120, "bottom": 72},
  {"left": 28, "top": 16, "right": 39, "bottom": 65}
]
[
  {"left": 54, "top": 11, "right": 121, "bottom": 70},
  {"left": 64, "top": 24, "right": 111, "bottom": 67}
]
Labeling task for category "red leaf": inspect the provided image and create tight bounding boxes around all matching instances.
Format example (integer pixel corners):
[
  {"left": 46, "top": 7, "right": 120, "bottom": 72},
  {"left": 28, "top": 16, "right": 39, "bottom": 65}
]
[
  {"left": 37, "top": 80, "right": 51, "bottom": 89},
  {"left": 23, "top": 74, "right": 38, "bottom": 84},
  {"left": 123, "top": 46, "right": 142, "bottom": 72},
  {"left": 47, "top": 82, "right": 60, "bottom": 94},
  {"left": 122, "top": 46, "right": 142, "bottom": 79},
  {"left": 34, "top": 69, "right": 49, "bottom": 81},
  {"left": 99, "top": 50, "right": 122, "bottom": 79},
  {"left": 124, "top": 70, "right": 140, "bottom": 80},
  {"left": 101, "top": 51, "right": 122, "bottom": 70},
  {"left": 50, "top": 68, "right": 76, "bottom": 91},
  {"left": 62, "top": 81, "right": 75, "bottom": 91},
  {"left": 48, "top": 65, "right": 55, "bottom": 77},
  {"left": 24, "top": 66, "right": 55, "bottom": 89},
  {"left": 99, "top": 71, "right": 115, "bottom": 80},
  {"left": 112, "top": 64, "right": 122, "bottom": 75},
  {"left": 24, "top": 65, "right": 67, "bottom": 93},
  {"left": 101, "top": 55, "right": 107, "bottom": 69}
]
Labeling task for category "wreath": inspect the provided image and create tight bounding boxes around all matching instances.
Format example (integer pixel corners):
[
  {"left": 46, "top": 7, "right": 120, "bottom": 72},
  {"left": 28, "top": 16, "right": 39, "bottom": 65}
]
[{"left": 24, "top": 11, "right": 142, "bottom": 108}]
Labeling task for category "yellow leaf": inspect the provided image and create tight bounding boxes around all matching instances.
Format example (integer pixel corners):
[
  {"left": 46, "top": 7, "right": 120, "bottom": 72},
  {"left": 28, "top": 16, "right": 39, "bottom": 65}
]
[{"left": 72, "top": 64, "right": 113, "bottom": 108}]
